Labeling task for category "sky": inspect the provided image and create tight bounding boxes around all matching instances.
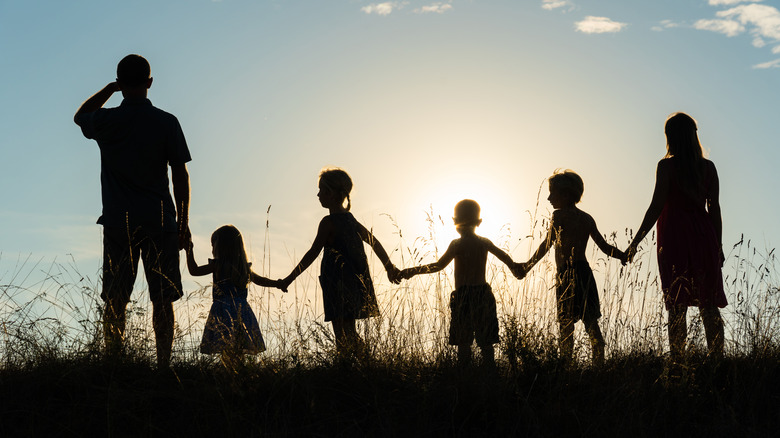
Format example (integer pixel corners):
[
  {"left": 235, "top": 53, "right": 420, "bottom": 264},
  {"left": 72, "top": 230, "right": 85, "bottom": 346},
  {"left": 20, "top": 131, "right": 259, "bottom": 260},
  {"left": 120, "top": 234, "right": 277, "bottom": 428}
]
[{"left": 1, "top": 0, "right": 779, "bottom": 321}]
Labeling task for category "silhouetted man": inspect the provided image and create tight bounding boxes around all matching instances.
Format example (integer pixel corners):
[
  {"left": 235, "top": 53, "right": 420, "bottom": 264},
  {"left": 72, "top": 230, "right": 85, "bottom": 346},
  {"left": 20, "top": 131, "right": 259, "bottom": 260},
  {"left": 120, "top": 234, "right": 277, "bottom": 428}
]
[{"left": 74, "top": 54, "right": 191, "bottom": 368}]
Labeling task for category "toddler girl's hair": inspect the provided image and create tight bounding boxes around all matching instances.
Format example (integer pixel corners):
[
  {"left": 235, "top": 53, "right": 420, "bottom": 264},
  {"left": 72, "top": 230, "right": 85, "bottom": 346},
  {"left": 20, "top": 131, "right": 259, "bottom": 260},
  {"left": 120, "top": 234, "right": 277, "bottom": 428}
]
[
  {"left": 664, "top": 112, "right": 705, "bottom": 190},
  {"left": 549, "top": 169, "right": 584, "bottom": 203},
  {"left": 211, "top": 225, "right": 251, "bottom": 287},
  {"left": 319, "top": 167, "right": 353, "bottom": 211}
]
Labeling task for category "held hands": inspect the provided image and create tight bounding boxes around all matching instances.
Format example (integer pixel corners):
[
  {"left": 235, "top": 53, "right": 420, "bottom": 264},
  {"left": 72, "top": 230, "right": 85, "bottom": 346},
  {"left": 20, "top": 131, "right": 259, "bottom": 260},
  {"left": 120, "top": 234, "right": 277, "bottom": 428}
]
[
  {"left": 511, "top": 262, "right": 527, "bottom": 280},
  {"left": 623, "top": 244, "right": 638, "bottom": 265},
  {"left": 278, "top": 276, "right": 294, "bottom": 293},
  {"left": 273, "top": 279, "right": 289, "bottom": 293},
  {"left": 387, "top": 265, "right": 402, "bottom": 284}
]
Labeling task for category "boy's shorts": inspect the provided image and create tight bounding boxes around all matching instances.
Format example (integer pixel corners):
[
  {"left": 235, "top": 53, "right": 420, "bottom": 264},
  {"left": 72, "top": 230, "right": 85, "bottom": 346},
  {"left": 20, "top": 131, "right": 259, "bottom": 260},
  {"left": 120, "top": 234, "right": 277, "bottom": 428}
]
[
  {"left": 101, "top": 226, "right": 183, "bottom": 304},
  {"left": 449, "top": 284, "right": 500, "bottom": 346},
  {"left": 556, "top": 261, "right": 601, "bottom": 323}
]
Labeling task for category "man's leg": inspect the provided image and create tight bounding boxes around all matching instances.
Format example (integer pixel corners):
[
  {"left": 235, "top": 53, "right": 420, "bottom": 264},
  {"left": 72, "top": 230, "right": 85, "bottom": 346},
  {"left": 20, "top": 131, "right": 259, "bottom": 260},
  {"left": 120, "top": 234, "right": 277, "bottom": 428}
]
[
  {"left": 143, "top": 230, "right": 183, "bottom": 368},
  {"left": 102, "top": 227, "right": 139, "bottom": 359},
  {"left": 152, "top": 298, "right": 174, "bottom": 368}
]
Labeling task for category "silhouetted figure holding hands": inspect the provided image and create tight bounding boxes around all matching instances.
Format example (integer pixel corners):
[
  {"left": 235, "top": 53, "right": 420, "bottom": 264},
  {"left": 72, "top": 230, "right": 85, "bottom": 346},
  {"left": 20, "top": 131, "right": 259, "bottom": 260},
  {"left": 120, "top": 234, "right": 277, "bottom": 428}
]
[
  {"left": 74, "top": 54, "right": 191, "bottom": 368},
  {"left": 625, "top": 113, "right": 726, "bottom": 362},
  {"left": 281, "top": 168, "right": 400, "bottom": 355},
  {"left": 400, "top": 199, "right": 519, "bottom": 368},
  {"left": 186, "top": 225, "right": 285, "bottom": 368},
  {"left": 517, "top": 170, "right": 624, "bottom": 366}
]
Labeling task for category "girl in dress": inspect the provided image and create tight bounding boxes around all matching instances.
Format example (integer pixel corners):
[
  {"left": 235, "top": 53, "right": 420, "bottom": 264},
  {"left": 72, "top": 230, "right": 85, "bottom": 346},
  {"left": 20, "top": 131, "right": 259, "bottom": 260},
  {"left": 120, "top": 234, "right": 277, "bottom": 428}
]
[
  {"left": 281, "top": 168, "right": 400, "bottom": 353},
  {"left": 626, "top": 112, "right": 727, "bottom": 361},
  {"left": 186, "top": 225, "right": 285, "bottom": 366}
]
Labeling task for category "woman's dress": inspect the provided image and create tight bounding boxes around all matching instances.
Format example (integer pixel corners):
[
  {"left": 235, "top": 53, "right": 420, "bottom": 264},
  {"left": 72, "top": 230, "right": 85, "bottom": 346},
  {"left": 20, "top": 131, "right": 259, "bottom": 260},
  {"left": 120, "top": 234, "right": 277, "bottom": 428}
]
[{"left": 656, "top": 159, "right": 727, "bottom": 310}]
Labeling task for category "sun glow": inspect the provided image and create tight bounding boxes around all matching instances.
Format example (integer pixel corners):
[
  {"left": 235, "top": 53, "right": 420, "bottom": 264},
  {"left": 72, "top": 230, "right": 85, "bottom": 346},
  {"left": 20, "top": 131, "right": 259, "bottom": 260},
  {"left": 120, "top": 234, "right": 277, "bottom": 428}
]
[{"left": 403, "top": 175, "right": 528, "bottom": 261}]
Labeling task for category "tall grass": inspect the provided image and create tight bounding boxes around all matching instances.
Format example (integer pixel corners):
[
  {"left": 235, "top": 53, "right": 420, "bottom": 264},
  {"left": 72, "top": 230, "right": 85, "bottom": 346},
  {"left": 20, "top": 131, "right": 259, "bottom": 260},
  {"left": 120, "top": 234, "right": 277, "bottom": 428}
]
[{"left": 2, "top": 213, "right": 779, "bottom": 369}]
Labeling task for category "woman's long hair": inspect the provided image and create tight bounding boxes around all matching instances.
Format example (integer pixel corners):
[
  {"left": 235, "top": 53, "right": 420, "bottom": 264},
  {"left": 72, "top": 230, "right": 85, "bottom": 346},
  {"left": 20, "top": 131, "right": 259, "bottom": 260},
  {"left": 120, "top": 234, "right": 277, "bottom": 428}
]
[
  {"left": 211, "top": 225, "right": 251, "bottom": 287},
  {"left": 664, "top": 112, "right": 705, "bottom": 195}
]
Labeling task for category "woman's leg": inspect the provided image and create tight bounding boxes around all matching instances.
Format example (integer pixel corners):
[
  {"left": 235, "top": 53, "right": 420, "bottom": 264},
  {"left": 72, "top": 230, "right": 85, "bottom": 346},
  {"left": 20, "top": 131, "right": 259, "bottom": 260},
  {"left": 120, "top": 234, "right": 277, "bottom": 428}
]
[
  {"left": 700, "top": 306, "right": 724, "bottom": 358},
  {"left": 667, "top": 305, "right": 688, "bottom": 362}
]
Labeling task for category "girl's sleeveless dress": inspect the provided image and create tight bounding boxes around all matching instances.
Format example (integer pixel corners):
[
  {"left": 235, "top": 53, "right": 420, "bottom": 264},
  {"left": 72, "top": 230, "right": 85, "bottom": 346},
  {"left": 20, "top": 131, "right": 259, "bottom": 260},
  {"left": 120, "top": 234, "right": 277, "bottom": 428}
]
[
  {"left": 319, "top": 213, "right": 380, "bottom": 322},
  {"left": 200, "top": 260, "right": 265, "bottom": 354},
  {"left": 656, "top": 160, "right": 727, "bottom": 310}
]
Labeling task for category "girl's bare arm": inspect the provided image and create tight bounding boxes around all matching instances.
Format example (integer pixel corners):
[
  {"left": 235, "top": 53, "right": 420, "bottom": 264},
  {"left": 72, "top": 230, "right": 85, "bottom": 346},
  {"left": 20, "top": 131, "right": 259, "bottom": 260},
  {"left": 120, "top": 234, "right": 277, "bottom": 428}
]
[
  {"left": 185, "top": 243, "right": 213, "bottom": 277},
  {"left": 283, "top": 218, "right": 331, "bottom": 285}
]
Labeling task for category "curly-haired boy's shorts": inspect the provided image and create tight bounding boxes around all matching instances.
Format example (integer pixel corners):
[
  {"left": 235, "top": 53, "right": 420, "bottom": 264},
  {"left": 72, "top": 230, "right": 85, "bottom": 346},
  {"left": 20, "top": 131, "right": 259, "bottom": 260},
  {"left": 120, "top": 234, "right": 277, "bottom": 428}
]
[{"left": 449, "top": 284, "right": 499, "bottom": 346}]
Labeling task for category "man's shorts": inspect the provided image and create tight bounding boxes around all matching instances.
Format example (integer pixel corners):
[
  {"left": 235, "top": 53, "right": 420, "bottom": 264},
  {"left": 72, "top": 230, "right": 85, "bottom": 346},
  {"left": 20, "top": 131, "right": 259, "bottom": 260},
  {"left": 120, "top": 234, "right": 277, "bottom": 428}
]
[
  {"left": 449, "top": 284, "right": 500, "bottom": 346},
  {"left": 101, "top": 226, "right": 183, "bottom": 304}
]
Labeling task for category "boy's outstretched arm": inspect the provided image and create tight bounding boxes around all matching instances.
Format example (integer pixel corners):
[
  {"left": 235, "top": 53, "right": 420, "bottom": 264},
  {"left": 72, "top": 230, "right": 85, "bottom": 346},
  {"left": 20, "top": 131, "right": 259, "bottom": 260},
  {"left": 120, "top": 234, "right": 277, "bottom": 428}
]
[
  {"left": 524, "top": 230, "right": 553, "bottom": 273},
  {"left": 403, "top": 243, "right": 456, "bottom": 279},
  {"left": 357, "top": 222, "right": 401, "bottom": 284},
  {"left": 486, "top": 240, "right": 526, "bottom": 279},
  {"left": 590, "top": 224, "right": 625, "bottom": 261}
]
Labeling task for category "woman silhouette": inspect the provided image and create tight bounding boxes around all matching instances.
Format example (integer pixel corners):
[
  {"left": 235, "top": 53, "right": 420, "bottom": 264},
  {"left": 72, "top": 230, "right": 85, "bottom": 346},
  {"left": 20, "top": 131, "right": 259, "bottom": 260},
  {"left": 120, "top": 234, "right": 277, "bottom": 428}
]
[{"left": 626, "top": 112, "right": 727, "bottom": 362}]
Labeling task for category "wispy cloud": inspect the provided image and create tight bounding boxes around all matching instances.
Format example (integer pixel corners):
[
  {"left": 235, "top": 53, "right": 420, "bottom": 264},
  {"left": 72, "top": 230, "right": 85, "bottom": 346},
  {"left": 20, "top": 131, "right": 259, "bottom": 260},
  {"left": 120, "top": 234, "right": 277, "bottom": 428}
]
[
  {"left": 652, "top": 19, "right": 682, "bottom": 32},
  {"left": 575, "top": 16, "right": 626, "bottom": 34},
  {"left": 414, "top": 2, "right": 453, "bottom": 14},
  {"left": 693, "top": 2, "right": 780, "bottom": 68},
  {"left": 717, "top": 4, "right": 780, "bottom": 40},
  {"left": 362, "top": 2, "right": 405, "bottom": 16},
  {"left": 753, "top": 58, "right": 780, "bottom": 69},
  {"left": 708, "top": 0, "right": 760, "bottom": 5},
  {"left": 542, "top": 0, "right": 575, "bottom": 12},
  {"left": 694, "top": 18, "right": 745, "bottom": 36}
]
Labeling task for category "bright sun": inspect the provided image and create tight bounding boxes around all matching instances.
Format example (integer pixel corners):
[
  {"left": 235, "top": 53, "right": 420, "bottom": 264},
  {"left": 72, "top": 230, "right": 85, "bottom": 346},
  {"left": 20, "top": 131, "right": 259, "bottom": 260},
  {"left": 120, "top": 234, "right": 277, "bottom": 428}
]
[{"left": 405, "top": 176, "right": 527, "bottom": 258}]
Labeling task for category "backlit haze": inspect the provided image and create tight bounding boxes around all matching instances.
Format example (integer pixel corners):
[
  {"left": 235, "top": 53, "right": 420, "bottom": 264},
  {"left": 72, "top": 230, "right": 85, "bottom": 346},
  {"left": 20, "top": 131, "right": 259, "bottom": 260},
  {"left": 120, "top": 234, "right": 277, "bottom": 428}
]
[{"left": 2, "top": 1, "right": 779, "bottom": 343}]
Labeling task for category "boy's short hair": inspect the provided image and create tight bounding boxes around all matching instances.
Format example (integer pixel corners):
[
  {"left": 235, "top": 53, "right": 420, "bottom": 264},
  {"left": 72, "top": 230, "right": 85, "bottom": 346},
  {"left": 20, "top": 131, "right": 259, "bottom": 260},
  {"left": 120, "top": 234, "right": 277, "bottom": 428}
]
[
  {"left": 117, "top": 54, "right": 151, "bottom": 87},
  {"left": 453, "top": 199, "right": 481, "bottom": 227},
  {"left": 549, "top": 169, "right": 584, "bottom": 203}
]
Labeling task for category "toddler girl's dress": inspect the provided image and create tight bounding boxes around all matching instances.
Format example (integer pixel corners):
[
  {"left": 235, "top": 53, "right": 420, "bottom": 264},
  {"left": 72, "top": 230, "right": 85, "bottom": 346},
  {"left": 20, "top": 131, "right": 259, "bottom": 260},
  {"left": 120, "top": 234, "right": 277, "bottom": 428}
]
[
  {"left": 200, "top": 260, "right": 265, "bottom": 354},
  {"left": 319, "top": 212, "right": 380, "bottom": 322},
  {"left": 656, "top": 159, "right": 727, "bottom": 310}
]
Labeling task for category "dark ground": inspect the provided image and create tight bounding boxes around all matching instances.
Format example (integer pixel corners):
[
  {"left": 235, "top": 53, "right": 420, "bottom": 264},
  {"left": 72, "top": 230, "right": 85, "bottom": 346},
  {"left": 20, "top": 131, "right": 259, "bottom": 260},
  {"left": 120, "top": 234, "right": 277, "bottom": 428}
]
[{"left": 1, "top": 354, "right": 778, "bottom": 437}]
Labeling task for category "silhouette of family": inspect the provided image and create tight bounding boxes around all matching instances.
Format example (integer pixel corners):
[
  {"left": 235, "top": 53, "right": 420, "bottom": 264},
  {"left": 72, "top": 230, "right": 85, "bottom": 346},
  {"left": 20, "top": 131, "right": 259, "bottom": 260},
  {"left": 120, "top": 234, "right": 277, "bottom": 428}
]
[{"left": 75, "top": 55, "right": 727, "bottom": 368}]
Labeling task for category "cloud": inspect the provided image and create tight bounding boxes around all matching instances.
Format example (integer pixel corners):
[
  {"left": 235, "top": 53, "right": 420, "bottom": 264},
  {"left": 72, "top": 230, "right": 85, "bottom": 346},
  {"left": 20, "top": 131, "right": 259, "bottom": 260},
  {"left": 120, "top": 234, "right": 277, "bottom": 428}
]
[
  {"left": 708, "top": 0, "right": 760, "bottom": 5},
  {"left": 652, "top": 19, "right": 681, "bottom": 32},
  {"left": 362, "top": 2, "right": 403, "bottom": 16},
  {"left": 414, "top": 3, "right": 453, "bottom": 14},
  {"left": 693, "top": 18, "right": 745, "bottom": 36},
  {"left": 753, "top": 58, "right": 780, "bottom": 68},
  {"left": 542, "top": 0, "right": 575, "bottom": 12},
  {"left": 575, "top": 16, "right": 627, "bottom": 34},
  {"left": 717, "top": 4, "right": 780, "bottom": 41},
  {"left": 774, "top": 45, "right": 780, "bottom": 54}
]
